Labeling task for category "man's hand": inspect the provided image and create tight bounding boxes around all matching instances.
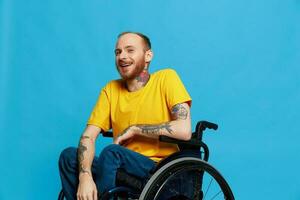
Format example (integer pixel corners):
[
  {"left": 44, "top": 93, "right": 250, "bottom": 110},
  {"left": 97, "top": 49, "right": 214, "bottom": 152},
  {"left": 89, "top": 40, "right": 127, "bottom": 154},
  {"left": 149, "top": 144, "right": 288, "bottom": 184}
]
[
  {"left": 114, "top": 126, "right": 136, "bottom": 145},
  {"left": 77, "top": 173, "right": 98, "bottom": 200}
]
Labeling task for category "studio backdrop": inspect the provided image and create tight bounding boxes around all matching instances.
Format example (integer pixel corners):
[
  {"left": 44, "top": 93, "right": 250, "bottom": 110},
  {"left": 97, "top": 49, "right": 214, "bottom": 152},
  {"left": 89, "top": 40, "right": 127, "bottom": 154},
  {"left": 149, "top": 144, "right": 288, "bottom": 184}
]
[{"left": 0, "top": 0, "right": 299, "bottom": 199}]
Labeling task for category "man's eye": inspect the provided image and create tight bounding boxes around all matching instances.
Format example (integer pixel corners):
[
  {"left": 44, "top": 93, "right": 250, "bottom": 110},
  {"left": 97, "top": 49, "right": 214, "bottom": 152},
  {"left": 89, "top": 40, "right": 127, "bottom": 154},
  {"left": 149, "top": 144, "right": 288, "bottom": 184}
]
[
  {"left": 127, "top": 49, "right": 134, "bottom": 53},
  {"left": 115, "top": 51, "right": 120, "bottom": 56}
]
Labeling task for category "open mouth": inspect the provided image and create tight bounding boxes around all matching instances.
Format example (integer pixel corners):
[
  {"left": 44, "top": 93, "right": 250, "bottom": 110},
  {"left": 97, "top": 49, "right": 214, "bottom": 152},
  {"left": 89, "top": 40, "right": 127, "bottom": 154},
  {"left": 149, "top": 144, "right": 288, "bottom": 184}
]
[{"left": 119, "top": 61, "right": 133, "bottom": 68}]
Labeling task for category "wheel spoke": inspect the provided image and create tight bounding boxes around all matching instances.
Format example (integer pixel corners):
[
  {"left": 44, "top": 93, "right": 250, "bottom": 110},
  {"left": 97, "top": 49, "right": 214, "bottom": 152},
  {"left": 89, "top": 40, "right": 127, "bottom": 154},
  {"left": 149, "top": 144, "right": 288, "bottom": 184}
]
[
  {"left": 203, "top": 177, "right": 213, "bottom": 199},
  {"left": 139, "top": 157, "right": 234, "bottom": 200},
  {"left": 210, "top": 190, "right": 222, "bottom": 200}
]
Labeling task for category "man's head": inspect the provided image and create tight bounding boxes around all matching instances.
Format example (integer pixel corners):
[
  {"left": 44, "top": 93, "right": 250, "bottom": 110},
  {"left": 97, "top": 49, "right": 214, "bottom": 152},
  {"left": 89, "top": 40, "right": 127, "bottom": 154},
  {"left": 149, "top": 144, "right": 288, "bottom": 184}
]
[{"left": 115, "top": 32, "right": 153, "bottom": 80}]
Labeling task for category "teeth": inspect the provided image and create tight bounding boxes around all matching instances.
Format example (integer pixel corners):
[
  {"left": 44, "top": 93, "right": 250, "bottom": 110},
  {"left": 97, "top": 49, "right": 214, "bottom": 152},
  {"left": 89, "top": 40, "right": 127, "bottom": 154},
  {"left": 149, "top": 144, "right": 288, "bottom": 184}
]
[{"left": 120, "top": 63, "right": 131, "bottom": 67}]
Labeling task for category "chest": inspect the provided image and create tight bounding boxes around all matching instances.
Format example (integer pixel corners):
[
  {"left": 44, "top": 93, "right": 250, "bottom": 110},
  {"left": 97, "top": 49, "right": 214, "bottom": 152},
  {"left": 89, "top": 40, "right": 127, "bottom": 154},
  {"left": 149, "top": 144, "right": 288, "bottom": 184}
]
[{"left": 110, "top": 86, "right": 171, "bottom": 132}]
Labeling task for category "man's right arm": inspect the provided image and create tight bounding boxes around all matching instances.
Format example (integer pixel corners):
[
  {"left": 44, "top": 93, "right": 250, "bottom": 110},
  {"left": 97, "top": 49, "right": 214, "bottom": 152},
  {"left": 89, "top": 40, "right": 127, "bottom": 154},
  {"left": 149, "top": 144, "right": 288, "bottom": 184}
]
[{"left": 77, "top": 124, "right": 101, "bottom": 200}]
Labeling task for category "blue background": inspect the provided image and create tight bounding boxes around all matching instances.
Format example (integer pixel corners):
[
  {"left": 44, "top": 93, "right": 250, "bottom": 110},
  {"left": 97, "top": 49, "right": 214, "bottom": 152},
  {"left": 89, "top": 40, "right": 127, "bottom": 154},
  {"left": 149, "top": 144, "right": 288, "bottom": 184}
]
[{"left": 1, "top": 0, "right": 299, "bottom": 199}]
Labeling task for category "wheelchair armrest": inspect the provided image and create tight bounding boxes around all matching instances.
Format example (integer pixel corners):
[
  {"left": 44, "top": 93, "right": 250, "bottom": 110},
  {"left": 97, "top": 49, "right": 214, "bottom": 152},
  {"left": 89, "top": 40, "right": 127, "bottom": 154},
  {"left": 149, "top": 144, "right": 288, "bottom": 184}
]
[
  {"left": 159, "top": 135, "right": 204, "bottom": 148},
  {"left": 159, "top": 135, "right": 209, "bottom": 160},
  {"left": 102, "top": 131, "right": 113, "bottom": 137}
]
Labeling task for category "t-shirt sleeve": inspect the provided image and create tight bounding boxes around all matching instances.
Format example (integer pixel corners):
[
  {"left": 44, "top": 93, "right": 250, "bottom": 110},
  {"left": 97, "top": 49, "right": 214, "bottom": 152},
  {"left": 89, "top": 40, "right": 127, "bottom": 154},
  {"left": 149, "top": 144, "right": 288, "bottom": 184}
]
[
  {"left": 87, "top": 86, "right": 111, "bottom": 131},
  {"left": 163, "top": 69, "right": 192, "bottom": 109}
]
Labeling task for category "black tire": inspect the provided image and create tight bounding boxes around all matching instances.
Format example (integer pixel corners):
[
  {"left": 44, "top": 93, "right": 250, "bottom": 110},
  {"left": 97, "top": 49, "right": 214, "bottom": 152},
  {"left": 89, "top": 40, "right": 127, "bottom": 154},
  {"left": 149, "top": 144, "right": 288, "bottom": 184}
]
[{"left": 139, "top": 157, "right": 234, "bottom": 200}]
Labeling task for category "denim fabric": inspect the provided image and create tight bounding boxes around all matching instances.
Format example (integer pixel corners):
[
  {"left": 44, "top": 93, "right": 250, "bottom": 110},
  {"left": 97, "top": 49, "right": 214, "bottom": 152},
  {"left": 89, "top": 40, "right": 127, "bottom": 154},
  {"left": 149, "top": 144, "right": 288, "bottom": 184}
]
[
  {"left": 156, "top": 170, "right": 196, "bottom": 200},
  {"left": 58, "top": 144, "right": 156, "bottom": 200}
]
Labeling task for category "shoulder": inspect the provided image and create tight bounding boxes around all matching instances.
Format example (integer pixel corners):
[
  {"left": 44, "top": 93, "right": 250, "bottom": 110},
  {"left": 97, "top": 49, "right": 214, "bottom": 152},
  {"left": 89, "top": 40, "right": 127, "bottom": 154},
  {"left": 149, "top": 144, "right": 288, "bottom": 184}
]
[
  {"left": 152, "top": 68, "right": 179, "bottom": 79},
  {"left": 103, "top": 79, "right": 124, "bottom": 92},
  {"left": 153, "top": 68, "right": 177, "bottom": 75}
]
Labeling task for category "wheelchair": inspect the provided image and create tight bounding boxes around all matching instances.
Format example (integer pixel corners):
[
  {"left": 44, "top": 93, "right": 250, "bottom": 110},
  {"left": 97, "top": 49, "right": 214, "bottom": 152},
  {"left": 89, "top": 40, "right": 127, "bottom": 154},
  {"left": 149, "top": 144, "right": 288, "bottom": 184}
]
[{"left": 58, "top": 121, "right": 235, "bottom": 200}]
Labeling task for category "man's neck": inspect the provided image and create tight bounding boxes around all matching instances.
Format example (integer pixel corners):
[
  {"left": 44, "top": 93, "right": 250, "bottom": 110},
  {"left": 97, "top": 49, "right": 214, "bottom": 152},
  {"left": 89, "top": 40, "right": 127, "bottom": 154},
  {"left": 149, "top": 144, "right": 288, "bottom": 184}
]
[{"left": 126, "top": 70, "right": 150, "bottom": 92}]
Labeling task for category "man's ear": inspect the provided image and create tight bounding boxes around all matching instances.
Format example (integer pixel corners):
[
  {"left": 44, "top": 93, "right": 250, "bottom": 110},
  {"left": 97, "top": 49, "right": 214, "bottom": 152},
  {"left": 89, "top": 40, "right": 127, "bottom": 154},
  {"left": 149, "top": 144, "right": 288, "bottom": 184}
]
[{"left": 145, "top": 49, "right": 153, "bottom": 63}]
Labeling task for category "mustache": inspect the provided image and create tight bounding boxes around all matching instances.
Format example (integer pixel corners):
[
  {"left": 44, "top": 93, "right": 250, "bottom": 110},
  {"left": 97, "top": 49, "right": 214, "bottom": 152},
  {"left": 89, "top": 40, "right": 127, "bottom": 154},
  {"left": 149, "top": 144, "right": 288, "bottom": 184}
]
[{"left": 116, "top": 60, "right": 133, "bottom": 67}]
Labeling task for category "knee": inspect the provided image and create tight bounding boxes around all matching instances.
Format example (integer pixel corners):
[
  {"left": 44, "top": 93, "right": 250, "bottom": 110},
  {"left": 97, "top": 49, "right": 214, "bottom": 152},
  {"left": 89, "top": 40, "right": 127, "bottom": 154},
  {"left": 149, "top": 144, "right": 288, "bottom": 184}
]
[
  {"left": 101, "top": 144, "right": 123, "bottom": 154},
  {"left": 99, "top": 144, "right": 122, "bottom": 160},
  {"left": 59, "top": 147, "right": 77, "bottom": 168}
]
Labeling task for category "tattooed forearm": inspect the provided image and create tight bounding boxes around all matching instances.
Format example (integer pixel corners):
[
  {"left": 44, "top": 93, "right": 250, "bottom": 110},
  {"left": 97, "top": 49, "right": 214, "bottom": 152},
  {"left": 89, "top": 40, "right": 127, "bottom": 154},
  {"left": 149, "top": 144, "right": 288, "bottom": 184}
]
[
  {"left": 138, "top": 123, "right": 173, "bottom": 136},
  {"left": 80, "top": 135, "right": 91, "bottom": 140},
  {"left": 171, "top": 104, "right": 188, "bottom": 120},
  {"left": 77, "top": 139, "right": 90, "bottom": 175}
]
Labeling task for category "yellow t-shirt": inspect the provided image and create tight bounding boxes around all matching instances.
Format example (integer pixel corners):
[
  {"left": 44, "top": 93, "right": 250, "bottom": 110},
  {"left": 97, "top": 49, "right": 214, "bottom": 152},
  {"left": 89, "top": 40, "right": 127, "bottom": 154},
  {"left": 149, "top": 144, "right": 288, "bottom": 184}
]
[{"left": 87, "top": 68, "right": 192, "bottom": 161}]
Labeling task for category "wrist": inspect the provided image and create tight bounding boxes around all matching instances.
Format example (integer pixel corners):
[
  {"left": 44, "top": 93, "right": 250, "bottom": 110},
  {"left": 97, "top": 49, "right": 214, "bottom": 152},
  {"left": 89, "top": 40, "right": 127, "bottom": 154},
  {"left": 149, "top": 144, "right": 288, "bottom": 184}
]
[{"left": 79, "top": 170, "right": 92, "bottom": 180}]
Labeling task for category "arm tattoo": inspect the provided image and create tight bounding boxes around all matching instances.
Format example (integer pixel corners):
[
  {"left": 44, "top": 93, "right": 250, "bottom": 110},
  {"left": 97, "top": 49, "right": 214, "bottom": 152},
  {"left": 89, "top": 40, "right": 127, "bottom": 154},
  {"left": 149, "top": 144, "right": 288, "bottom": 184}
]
[
  {"left": 78, "top": 138, "right": 90, "bottom": 175},
  {"left": 80, "top": 135, "right": 91, "bottom": 140},
  {"left": 171, "top": 104, "right": 188, "bottom": 120},
  {"left": 138, "top": 123, "right": 173, "bottom": 136}
]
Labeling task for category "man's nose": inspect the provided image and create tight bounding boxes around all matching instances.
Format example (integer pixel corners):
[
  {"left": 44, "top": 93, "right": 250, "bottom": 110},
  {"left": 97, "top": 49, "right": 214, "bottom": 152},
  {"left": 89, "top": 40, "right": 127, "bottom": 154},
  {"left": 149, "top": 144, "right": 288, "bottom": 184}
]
[{"left": 119, "top": 51, "right": 128, "bottom": 59}]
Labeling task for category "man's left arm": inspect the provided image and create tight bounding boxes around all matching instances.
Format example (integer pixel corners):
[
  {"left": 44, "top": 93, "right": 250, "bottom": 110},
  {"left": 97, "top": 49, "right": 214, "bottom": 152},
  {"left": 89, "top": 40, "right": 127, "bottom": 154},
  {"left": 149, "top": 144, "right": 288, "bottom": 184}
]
[{"left": 114, "top": 102, "right": 191, "bottom": 145}]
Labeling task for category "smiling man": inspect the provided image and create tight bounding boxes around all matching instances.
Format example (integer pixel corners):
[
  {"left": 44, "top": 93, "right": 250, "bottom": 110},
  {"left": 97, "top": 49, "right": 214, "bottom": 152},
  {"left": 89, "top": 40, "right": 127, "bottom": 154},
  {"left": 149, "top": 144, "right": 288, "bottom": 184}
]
[{"left": 59, "top": 32, "right": 192, "bottom": 200}]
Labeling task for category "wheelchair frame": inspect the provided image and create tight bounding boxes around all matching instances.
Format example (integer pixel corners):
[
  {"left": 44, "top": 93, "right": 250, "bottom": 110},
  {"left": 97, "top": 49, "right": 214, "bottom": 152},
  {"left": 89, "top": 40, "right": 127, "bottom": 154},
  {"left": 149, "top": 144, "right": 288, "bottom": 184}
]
[{"left": 58, "top": 121, "right": 235, "bottom": 200}]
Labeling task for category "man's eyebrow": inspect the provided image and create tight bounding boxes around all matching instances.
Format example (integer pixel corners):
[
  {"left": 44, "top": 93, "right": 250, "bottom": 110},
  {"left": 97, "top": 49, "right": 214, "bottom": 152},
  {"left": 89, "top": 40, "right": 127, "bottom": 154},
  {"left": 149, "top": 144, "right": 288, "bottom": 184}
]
[
  {"left": 124, "top": 45, "right": 135, "bottom": 49},
  {"left": 114, "top": 45, "right": 136, "bottom": 53}
]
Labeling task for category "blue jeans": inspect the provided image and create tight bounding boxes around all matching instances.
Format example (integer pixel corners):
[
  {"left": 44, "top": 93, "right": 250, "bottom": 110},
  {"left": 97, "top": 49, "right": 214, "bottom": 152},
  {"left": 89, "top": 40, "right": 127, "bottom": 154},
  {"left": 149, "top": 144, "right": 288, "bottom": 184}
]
[{"left": 58, "top": 144, "right": 156, "bottom": 200}]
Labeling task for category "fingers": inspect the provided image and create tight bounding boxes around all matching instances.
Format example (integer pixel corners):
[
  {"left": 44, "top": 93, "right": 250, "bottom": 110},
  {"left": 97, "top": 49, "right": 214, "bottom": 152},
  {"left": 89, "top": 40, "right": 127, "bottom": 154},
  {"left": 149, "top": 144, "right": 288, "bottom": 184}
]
[
  {"left": 115, "top": 133, "right": 130, "bottom": 145},
  {"left": 76, "top": 194, "right": 95, "bottom": 200},
  {"left": 120, "top": 138, "right": 133, "bottom": 146},
  {"left": 77, "top": 190, "right": 97, "bottom": 200},
  {"left": 115, "top": 135, "right": 124, "bottom": 145},
  {"left": 115, "top": 126, "right": 135, "bottom": 145},
  {"left": 87, "top": 194, "right": 93, "bottom": 200},
  {"left": 93, "top": 190, "right": 98, "bottom": 200},
  {"left": 116, "top": 137, "right": 126, "bottom": 146},
  {"left": 115, "top": 134, "right": 134, "bottom": 146}
]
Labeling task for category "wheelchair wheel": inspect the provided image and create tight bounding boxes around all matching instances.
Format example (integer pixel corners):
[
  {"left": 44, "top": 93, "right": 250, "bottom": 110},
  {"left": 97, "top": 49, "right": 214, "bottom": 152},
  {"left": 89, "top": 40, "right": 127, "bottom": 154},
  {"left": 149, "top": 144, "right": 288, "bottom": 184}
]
[{"left": 139, "top": 157, "right": 234, "bottom": 200}]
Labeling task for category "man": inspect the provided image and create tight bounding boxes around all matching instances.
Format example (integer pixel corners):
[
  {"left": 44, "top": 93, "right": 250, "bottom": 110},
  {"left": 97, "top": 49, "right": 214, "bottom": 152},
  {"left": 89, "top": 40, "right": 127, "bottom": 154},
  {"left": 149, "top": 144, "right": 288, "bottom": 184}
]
[{"left": 59, "top": 32, "right": 192, "bottom": 200}]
